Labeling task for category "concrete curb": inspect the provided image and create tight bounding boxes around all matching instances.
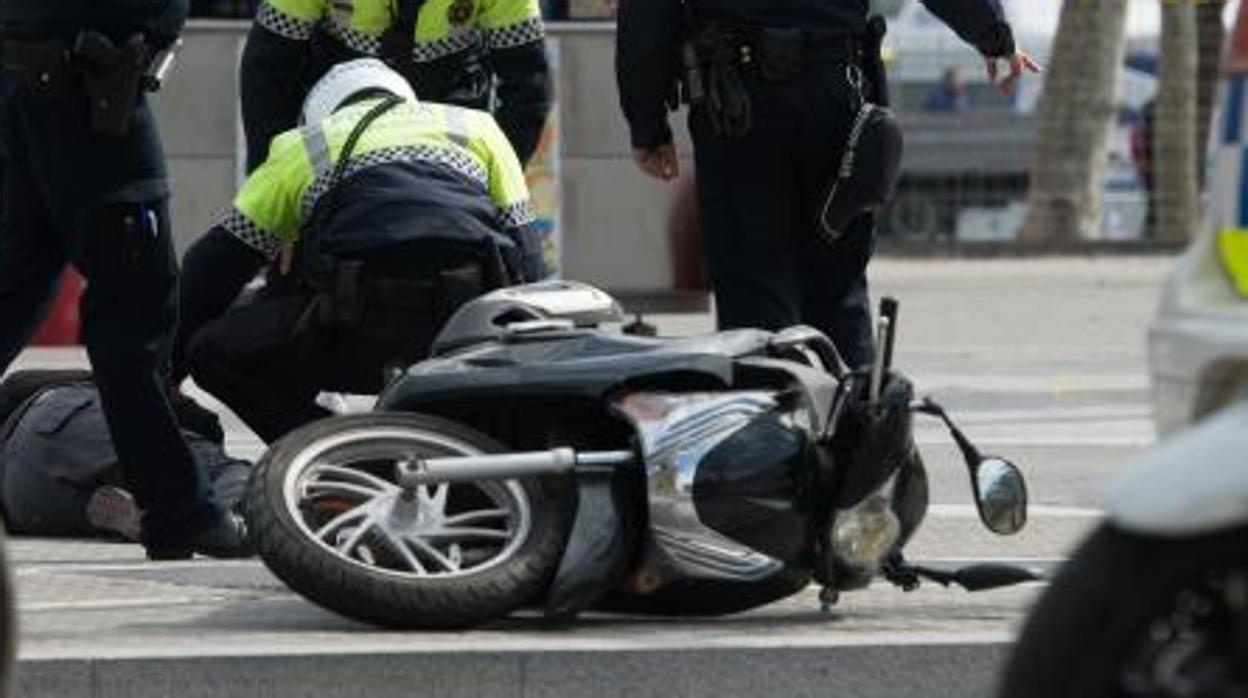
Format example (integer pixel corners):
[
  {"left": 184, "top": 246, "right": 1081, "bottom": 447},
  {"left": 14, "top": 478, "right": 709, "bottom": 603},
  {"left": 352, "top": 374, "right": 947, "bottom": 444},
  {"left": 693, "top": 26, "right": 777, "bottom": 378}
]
[
  {"left": 16, "top": 641, "right": 1012, "bottom": 698},
  {"left": 876, "top": 238, "right": 1187, "bottom": 258}
]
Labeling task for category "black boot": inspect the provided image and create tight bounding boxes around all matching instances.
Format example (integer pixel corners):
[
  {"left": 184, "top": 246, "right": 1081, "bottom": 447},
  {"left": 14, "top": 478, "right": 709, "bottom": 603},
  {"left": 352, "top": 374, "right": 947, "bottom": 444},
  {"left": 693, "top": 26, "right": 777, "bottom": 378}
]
[{"left": 145, "top": 511, "right": 254, "bottom": 561}]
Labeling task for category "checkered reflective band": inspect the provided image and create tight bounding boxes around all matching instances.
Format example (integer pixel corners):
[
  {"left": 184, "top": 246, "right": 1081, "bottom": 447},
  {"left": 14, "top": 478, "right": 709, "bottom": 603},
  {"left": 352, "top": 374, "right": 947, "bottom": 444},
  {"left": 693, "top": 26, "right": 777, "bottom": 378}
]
[
  {"left": 219, "top": 208, "right": 282, "bottom": 259},
  {"left": 300, "top": 145, "right": 490, "bottom": 217},
  {"left": 498, "top": 200, "right": 535, "bottom": 229},
  {"left": 412, "top": 30, "right": 482, "bottom": 63},
  {"left": 484, "top": 17, "right": 544, "bottom": 50},
  {"left": 257, "top": 4, "right": 317, "bottom": 41}
]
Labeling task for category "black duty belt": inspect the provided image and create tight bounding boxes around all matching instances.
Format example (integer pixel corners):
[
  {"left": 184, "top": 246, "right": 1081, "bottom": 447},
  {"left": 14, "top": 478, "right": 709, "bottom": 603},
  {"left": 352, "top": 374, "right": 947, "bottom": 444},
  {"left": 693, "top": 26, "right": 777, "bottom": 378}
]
[
  {"left": 753, "top": 28, "right": 864, "bottom": 66},
  {"left": 1, "top": 31, "right": 177, "bottom": 135},
  {"left": 700, "top": 25, "right": 863, "bottom": 78}
]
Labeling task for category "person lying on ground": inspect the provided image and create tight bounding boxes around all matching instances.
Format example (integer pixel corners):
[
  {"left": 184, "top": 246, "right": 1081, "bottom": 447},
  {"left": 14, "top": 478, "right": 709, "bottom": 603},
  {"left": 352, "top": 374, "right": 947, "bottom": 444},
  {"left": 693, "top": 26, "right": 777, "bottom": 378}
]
[{"left": 0, "top": 370, "right": 250, "bottom": 542}]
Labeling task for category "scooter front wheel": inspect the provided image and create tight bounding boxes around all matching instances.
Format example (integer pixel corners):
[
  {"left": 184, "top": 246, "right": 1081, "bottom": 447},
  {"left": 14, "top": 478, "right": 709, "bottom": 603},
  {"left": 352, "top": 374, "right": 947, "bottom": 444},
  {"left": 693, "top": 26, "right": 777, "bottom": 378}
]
[{"left": 246, "top": 412, "right": 573, "bottom": 629}]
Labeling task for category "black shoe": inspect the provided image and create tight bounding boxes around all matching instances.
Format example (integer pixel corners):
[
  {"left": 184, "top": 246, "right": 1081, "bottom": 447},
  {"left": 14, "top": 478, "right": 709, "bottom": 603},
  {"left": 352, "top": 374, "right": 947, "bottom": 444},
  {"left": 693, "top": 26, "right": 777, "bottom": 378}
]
[{"left": 145, "top": 511, "right": 254, "bottom": 561}]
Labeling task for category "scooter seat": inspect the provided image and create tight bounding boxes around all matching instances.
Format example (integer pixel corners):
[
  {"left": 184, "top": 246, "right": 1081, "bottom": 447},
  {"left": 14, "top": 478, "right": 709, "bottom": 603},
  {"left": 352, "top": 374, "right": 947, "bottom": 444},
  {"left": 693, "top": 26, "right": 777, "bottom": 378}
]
[{"left": 377, "top": 328, "right": 776, "bottom": 407}]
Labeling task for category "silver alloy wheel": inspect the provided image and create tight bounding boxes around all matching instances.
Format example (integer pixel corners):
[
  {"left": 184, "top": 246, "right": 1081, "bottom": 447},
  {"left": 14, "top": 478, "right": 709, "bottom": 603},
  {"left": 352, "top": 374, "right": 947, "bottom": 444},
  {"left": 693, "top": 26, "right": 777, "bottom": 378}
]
[{"left": 280, "top": 426, "right": 533, "bottom": 581}]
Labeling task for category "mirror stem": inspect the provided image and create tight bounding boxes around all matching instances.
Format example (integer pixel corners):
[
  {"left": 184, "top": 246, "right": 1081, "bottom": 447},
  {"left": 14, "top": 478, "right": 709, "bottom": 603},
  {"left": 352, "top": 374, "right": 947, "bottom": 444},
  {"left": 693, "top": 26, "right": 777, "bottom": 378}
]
[{"left": 914, "top": 398, "right": 983, "bottom": 469}]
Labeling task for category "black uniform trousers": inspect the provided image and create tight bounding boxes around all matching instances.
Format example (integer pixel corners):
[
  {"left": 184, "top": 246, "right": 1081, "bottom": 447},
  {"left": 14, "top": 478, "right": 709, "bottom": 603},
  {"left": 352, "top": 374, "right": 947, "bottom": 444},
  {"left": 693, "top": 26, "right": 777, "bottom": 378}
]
[
  {"left": 690, "top": 59, "right": 877, "bottom": 369},
  {"left": 187, "top": 246, "right": 489, "bottom": 444},
  {"left": 0, "top": 82, "right": 220, "bottom": 547}
]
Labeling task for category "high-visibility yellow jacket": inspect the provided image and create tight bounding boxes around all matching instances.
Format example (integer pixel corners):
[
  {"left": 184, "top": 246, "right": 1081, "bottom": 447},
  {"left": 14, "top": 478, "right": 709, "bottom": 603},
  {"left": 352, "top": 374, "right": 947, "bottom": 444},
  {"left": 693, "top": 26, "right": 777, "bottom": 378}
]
[
  {"left": 221, "top": 96, "right": 543, "bottom": 281},
  {"left": 241, "top": 0, "right": 551, "bottom": 172}
]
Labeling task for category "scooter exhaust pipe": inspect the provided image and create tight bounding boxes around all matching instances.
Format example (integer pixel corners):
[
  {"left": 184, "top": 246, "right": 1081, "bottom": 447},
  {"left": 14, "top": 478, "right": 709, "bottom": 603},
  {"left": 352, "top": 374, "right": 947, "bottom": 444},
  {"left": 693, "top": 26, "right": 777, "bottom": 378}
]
[{"left": 396, "top": 448, "right": 635, "bottom": 488}]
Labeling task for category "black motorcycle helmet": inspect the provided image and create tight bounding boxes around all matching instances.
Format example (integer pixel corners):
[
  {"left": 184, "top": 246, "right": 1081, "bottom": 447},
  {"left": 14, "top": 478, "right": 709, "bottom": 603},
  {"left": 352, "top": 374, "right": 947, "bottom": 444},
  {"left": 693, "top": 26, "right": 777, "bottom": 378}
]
[{"left": 818, "top": 103, "right": 905, "bottom": 241}]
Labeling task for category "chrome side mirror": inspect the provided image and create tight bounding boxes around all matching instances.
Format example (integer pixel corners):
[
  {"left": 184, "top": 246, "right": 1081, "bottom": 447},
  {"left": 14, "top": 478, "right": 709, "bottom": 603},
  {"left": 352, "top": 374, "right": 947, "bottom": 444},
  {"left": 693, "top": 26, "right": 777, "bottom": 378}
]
[
  {"left": 911, "top": 397, "right": 1030, "bottom": 536},
  {"left": 973, "top": 457, "right": 1029, "bottom": 536}
]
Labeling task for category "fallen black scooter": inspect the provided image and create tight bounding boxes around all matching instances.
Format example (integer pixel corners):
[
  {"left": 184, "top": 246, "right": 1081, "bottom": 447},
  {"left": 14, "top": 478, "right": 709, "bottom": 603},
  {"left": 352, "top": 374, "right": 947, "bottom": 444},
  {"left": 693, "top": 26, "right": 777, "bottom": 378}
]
[{"left": 245, "top": 281, "right": 1037, "bottom": 628}]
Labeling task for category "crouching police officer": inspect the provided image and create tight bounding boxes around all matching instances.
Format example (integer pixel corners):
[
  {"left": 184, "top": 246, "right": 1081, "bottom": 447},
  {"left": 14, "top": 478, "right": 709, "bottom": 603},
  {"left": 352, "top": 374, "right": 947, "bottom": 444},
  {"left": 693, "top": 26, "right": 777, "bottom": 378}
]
[
  {"left": 240, "top": 0, "right": 551, "bottom": 172},
  {"left": 617, "top": 0, "right": 1039, "bottom": 368},
  {"left": 0, "top": 0, "right": 251, "bottom": 559},
  {"left": 174, "top": 58, "right": 545, "bottom": 444}
]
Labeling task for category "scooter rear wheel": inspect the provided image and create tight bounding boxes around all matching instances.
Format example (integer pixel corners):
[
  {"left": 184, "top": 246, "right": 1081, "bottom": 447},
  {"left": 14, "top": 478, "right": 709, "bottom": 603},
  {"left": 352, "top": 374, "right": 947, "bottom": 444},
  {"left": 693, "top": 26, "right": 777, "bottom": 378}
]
[{"left": 246, "top": 412, "right": 573, "bottom": 629}]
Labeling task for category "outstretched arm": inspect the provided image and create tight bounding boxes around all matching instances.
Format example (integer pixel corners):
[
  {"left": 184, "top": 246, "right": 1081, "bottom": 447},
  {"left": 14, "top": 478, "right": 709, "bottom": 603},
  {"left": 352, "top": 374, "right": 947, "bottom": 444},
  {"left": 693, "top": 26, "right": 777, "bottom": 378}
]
[
  {"left": 921, "top": 0, "right": 1041, "bottom": 93},
  {"left": 922, "top": 0, "right": 1015, "bottom": 57}
]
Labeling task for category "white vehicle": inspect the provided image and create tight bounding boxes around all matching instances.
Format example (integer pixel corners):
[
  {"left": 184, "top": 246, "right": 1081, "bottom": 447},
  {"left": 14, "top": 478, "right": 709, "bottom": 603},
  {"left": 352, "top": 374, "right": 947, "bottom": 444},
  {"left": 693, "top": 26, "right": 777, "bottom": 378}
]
[
  {"left": 998, "top": 10, "right": 1248, "bottom": 697},
  {"left": 1149, "top": 7, "right": 1248, "bottom": 436},
  {"left": 998, "top": 401, "right": 1248, "bottom": 698}
]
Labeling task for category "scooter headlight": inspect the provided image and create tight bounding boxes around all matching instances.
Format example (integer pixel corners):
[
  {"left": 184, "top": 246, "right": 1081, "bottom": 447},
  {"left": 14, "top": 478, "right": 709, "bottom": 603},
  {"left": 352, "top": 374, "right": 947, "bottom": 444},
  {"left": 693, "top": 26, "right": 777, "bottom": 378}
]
[{"left": 829, "top": 474, "right": 901, "bottom": 576}]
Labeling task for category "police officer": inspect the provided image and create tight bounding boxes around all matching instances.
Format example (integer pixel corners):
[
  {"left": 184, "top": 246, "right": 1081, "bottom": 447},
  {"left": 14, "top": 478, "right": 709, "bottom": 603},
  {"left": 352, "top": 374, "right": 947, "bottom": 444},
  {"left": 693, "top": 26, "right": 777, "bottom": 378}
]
[
  {"left": 174, "top": 58, "right": 544, "bottom": 443},
  {"left": 0, "top": 0, "right": 250, "bottom": 559},
  {"left": 616, "top": 0, "right": 1039, "bottom": 369},
  {"left": 240, "top": 0, "right": 550, "bottom": 173}
]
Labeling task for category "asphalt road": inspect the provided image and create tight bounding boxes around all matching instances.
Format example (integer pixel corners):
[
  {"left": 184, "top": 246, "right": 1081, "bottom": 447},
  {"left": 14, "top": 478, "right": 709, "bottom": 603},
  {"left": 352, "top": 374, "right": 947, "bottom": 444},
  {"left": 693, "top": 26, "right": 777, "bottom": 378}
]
[{"left": 4, "top": 255, "right": 1172, "bottom": 698}]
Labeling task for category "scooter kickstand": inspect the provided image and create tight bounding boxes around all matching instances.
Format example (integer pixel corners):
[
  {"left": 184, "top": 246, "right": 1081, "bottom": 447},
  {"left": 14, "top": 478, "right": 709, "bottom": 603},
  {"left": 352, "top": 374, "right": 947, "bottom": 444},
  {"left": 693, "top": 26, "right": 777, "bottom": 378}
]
[{"left": 819, "top": 586, "right": 840, "bottom": 613}]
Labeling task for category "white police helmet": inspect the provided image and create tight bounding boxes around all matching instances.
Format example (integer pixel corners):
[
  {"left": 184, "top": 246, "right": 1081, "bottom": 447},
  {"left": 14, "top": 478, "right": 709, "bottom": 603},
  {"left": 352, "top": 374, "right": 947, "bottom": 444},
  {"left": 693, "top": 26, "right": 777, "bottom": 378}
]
[{"left": 300, "top": 58, "right": 418, "bottom": 126}]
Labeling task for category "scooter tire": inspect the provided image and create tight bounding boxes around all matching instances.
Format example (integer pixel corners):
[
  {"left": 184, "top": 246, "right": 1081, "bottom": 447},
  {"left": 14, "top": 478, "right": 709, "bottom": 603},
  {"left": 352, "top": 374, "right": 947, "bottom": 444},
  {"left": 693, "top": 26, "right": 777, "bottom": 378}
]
[
  {"left": 246, "top": 412, "right": 574, "bottom": 629},
  {"left": 997, "top": 522, "right": 1248, "bottom": 698}
]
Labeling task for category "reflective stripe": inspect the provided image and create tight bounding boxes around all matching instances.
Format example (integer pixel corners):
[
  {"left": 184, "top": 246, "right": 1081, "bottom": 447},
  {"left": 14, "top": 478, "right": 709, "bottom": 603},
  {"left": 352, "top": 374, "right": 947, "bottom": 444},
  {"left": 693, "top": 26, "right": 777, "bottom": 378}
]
[
  {"left": 302, "top": 124, "right": 334, "bottom": 180},
  {"left": 444, "top": 107, "right": 472, "bottom": 148},
  {"left": 1218, "top": 228, "right": 1248, "bottom": 297},
  {"left": 257, "top": 3, "right": 319, "bottom": 40},
  {"left": 483, "top": 16, "right": 543, "bottom": 50},
  {"left": 498, "top": 200, "right": 535, "bottom": 229},
  {"left": 300, "top": 144, "right": 490, "bottom": 217},
  {"left": 412, "top": 31, "right": 481, "bottom": 63},
  {"left": 219, "top": 207, "right": 282, "bottom": 259}
]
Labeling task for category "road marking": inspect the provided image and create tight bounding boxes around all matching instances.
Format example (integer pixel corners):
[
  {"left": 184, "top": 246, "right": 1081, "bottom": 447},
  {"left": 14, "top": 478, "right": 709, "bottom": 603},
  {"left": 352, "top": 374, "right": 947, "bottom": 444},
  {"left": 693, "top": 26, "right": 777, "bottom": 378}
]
[
  {"left": 941, "top": 404, "right": 1153, "bottom": 424},
  {"left": 15, "top": 559, "right": 262, "bottom": 574},
  {"left": 21, "top": 596, "right": 242, "bottom": 612},
  {"left": 914, "top": 556, "right": 1064, "bottom": 566},
  {"left": 916, "top": 433, "right": 1152, "bottom": 447},
  {"left": 927, "top": 503, "right": 1103, "bottom": 519},
  {"left": 913, "top": 373, "right": 1149, "bottom": 393},
  {"left": 915, "top": 404, "right": 1155, "bottom": 446}
]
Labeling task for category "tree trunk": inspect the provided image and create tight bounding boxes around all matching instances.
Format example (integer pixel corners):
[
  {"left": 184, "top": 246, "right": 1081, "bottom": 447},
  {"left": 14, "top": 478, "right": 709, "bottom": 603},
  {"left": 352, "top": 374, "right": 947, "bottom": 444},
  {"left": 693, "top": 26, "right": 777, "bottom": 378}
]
[
  {"left": 1154, "top": 0, "right": 1200, "bottom": 243},
  {"left": 1022, "top": 1, "right": 1128, "bottom": 242},
  {"left": 1196, "top": 0, "right": 1227, "bottom": 190}
]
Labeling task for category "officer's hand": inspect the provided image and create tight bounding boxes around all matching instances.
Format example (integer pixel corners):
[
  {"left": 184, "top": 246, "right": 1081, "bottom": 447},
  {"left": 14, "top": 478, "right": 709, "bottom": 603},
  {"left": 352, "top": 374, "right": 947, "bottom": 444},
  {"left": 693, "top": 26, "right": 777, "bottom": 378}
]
[
  {"left": 633, "top": 144, "right": 680, "bottom": 182},
  {"left": 986, "top": 50, "right": 1042, "bottom": 96}
]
